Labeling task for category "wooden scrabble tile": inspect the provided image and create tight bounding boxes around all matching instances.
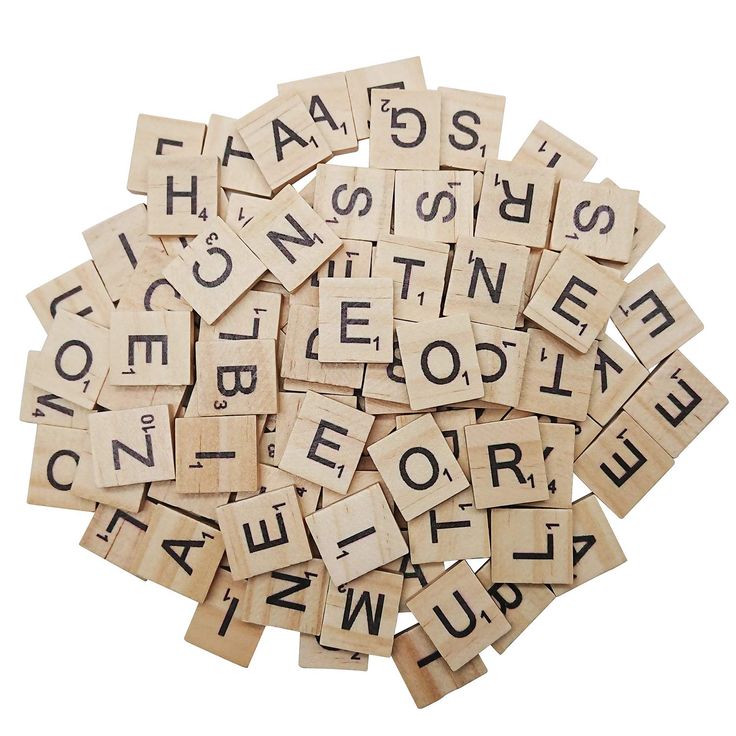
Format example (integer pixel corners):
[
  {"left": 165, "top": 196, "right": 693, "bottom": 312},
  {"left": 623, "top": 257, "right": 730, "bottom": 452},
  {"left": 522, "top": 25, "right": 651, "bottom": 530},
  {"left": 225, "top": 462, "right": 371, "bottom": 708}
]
[
  {"left": 475, "top": 558, "right": 555, "bottom": 654},
  {"left": 466, "top": 416, "right": 549, "bottom": 508},
  {"left": 185, "top": 565, "right": 264, "bottom": 667},
  {"left": 279, "top": 391, "right": 374, "bottom": 493},
  {"left": 517, "top": 328, "right": 597, "bottom": 421},
  {"left": 368, "top": 413, "right": 468, "bottom": 520},
  {"left": 438, "top": 87, "right": 505, "bottom": 171},
  {"left": 524, "top": 248, "right": 626, "bottom": 352},
  {"left": 298, "top": 633, "right": 368, "bottom": 671},
  {"left": 130, "top": 502, "right": 223, "bottom": 601},
  {"left": 127, "top": 114, "right": 206, "bottom": 194},
  {"left": 369, "top": 90, "right": 441, "bottom": 170},
  {"left": 408, "top": 486, "right": 490, "bottom": 563},
  {"left": 162, "top": 217, "right": 266, "bottom": 324},
  {"left": 198, "top": 288, "right": 281, "bottom": 342},
  {"left": 27, "top": 261, "right": 114, "bottom": 332},
  {"left": 20, "top": 351, "right": 90, "bottom": 429},
  {"left": 574, "top": 410, "right": 674, "bottom": 518},
  {"left": 571, "top": 414, "right": 603, "bottom": 459},
  {"left": 393, "top": 170, "right": 474, "bottom": 243},
  {"left": 80, "top": 500, "right": 156, "bottom": 575},
  {"left": 372, "top": 238, "right": 449, "bottom": 322},
  {"left": 96, "top": 380, "right": 185, "bottom": 418},
  {"left": 109, "top": 310, "right": 192, "bottom": 386},
  {"left": 224, "top": 192, "right": 273, "bottom": 234},
  {"left": 625, "top": 350, "right": 727, "bottom": 458},
  {"left": 291, "top": 239, "right": 373, "bottom": 308},
  {"left": 475, "top": 160, "right": 556, "bottom": 248},
  {"left": 27, "top": 425, "right": 93, "bottom": 511},
  {"left": 240, "top": 558, "right": 330, "bottom": 635},
  {"left": 306, "top": 483, "right": 406, "bottom": 584},
  {"left": 513, "top": 120, "right": 597, "bottom": 182},
  {"left": 597, "top": 178, "right": 666, "bottom": 277},
  {"left": 611, "top": 264, "right": 704, "bottom": 369},
  {"left": 551, "top": 494, "right": 626, "bottom": 594},
  {"left": 444, "top": 237, "right": 529, "bottom": 328},
  {"left": 174, "top": 416, "right": 257, "bottom": 495},
  {"left": 393, "top": 622, "right": 487, "bottom": 708},
  {"left": 195, "top": 339, "right": 277, "bottom": 416},
  {"left": 588, "top": 334, "right": 648, "bottom": 425},
  {"left": 471, "top": 323, "right": 529, "bottom": 406},
  {"left": 89, "top": 404, "right": 174, "bottom": 487},
  {"left": 531, "top": 423, "right": 575, "bottom": 508},
  {"left": 382, "top": 533, "right": 445, "bottom": 612},
  {"left": 147, "top": 155, "right": 219, "bottom": 236},
  {"left": 202, "top": 114, "right": 271, "bottom": 196},
  {"left": 318, "top": 277, "right": 393, "bottom": 363},
  {"left": 216, "top": 486, "right": 311, "bottom": 579},
  {"left": 278, "top": 72, "right": 358, "bottom": 154},
  {"left": 236, "top": 95, "right": 331, "bottom": 190},
  {"left": 312, "top": 164, "right": 394, "bottom": 240},
  {"left": 83, "top": 204, "right": 166, "bottom": 302},
  {"left": 491, "top": 507, "right": 573, "bottom": 584},
  {"left": 238, "top": 185, "right": 342, "bottom": 292},
  {"left": 319, "top": 569, "right": 402, "bottom": 656},
  {"left": 549, "top": 180, "right": 638, "bottom": 263},
  {"left": 406, "top": 560, "right": 509, "bottom": 671},
  {"left": 29, "top": 311, "right": 109, "bottom": 409},
  {"left": 146, "top": 479, "right": 228, "bottom": 523},
  {"left": 397, "top": 314, "right": 483, "bottom": 410},
  {"left": 71, "top": 445, "right": 145, "bottom": 513},
  {"left": 345, "top": 57, "right": 426, "bottom": 140},
  {"left": 245, "top": 464, "right": 322, "bottom": 517}
]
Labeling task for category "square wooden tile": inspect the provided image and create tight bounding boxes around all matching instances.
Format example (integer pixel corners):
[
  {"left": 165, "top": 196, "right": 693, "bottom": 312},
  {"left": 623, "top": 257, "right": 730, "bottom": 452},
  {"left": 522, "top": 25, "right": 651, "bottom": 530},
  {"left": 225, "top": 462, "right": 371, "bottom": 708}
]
[
  {"left": 298, "top": 633, "right": 368, "bottom": 670},
  {"left": 198, "top": 289, "right": 282, "bottom": 342},
  {"left": 531, "top": 423, "right": 575, "bottom": 508},
  {"left": 471, "top": 323, "right": 529, "bottom": 406}
]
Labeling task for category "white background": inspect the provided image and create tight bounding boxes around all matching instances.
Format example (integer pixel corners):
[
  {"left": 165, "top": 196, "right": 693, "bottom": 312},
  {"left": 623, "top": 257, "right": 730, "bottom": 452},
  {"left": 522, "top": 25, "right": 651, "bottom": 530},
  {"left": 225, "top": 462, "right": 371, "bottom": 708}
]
[{"left": 2, "top": 1, "right": 734, "bottom": 733}]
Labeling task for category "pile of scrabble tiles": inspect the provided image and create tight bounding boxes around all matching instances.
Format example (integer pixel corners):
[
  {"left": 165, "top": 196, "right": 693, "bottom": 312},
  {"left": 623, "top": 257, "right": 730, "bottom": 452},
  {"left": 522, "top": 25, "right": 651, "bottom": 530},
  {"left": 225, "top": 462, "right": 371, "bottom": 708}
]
[{"left": 22, "top": 56, "right": 728, "bottom": 708}]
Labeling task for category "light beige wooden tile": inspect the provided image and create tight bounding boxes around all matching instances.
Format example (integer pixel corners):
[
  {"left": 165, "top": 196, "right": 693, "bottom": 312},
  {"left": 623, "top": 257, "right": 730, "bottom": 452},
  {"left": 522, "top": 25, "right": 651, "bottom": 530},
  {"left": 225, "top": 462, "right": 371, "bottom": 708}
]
[
  {"left": 588, "top": 334, "right": 648, "bottom": 425},
  {"left": 529, "top": 423, "right": 575, "bottom": 508},
  {"left": 570, "top": 414, "right": 603, "bottom": 459},
  {"left": 234, "top": 463, "right": 322, "bottom": 517},
  {"left": 513, "top": 120, "right": 596, "bottom": 182},
  {"left": 224, "top": 192, "right": 273, "bottom": 234},
  {"left": 392, "top": 623, "right": 487, "bottom": 708},
  {"left": 345, "top": 57, "right": 426, "bottom": 140},
  {"left": 236, "top": 95, "right": 331, "bottom": 190},
  {"left": 278, "top": 72, "right": 358, "bottom": 154},
  {"left": 313, "top": 164, "right": 394, "bottom": 240},
  {"left": 470, "top": 323, "right": 529, "bottom": 406},
  {"left": 611, "top": 263, "right": 703, "bottom": 369},
  {"left": 475, "top": 558, "right": 555, "bottom": 654},
  {"left": 319, "top": 569, "right": 402, "bottom": 656},
  {"left": 393, "top": 170, "right": 474, "bottom": 243},
  {"left": 475, "top": 160, "right": 556, "bottom": 247},
  {"left": 438, "top": 87, "right": 505, "bottom": 171},
  {"left": 574, "top": 410, "right": 674, "bottom": 518},
  {"left": 202, "top": 114, "right": 271, "bottom": 196},
  {"left": 127, "top": 114, "right": 206, "bottom": 194},
  {"left": 185, "top": 565, "right": 264, "bottom": 666},
  {"left": 369, "top": 90, "right": 441, "bottom": 170},
  {"left": 198, "top": 288, "right": 281, "bottom": 342},
  {"left": 491, "top": 507, "right": 573, "bottom": 584},
  {"left": 551, "top": 493, "right": 626, "bottom": 594},
  {"left": 146, "top": 479, "right": 228, "bottom": 523},
  {"left": 130, "top": 503, "right": 223, "bottom": 601},
  {"left": 407, "top": 560, "right": 509, "bottom": 671},
  {"left": 147, "top": 155, "right": 219, "bottom": 236},
  {"left": 174, "top": 416, "right": 257, "bottom": 495},
  {"left": 240, "top": 558, "right": 329, "bottom": 635},
  {"left": 195, "top": 339, "right": 277, "bottom": 416},
  {"left": 524, "top": 248, "right": 626, "bottom": 352},
  {"left": 624, "top": 350, "right": 727, "bottom": 458},
  {"left": 89, "top": 404, "right": 174, "bottom": 487},
  {"left": 318, "top": 277, "right": 393, "bottom": 363},
  {"left": 397, "top": 314, "right": 483, "bottom": 410},
  {"left": 162, "top": 217, "right": 266, "bottom": 324},
  {"left": 306, "top": 483, "right": 407, "bottom": 585},
  {"left": 372, "top": 238, "right": 449, "bottom": 322},
  {"left": 279, "top": 391, "right": 374, "bottom": 493},
  {"left": 445, "top": 236, "right": 529, "bottom": 327},
  {"left": 298, "top": 633, "right": 369, "bottom": 671},
  {"left": 466, "top": 416, "right": 549, "bottom": 508},
  {"left": 29, "top": 311, "right": 109, "bottom": 409},
  {"left": 517, "top": 328, "right": 597, "bottom": 420},
  {"left": 238, "top": 185, "right": 342, "bottom": 292},
  {"left": 109, "top": 310, "right": 192, "bottom": 386}
]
